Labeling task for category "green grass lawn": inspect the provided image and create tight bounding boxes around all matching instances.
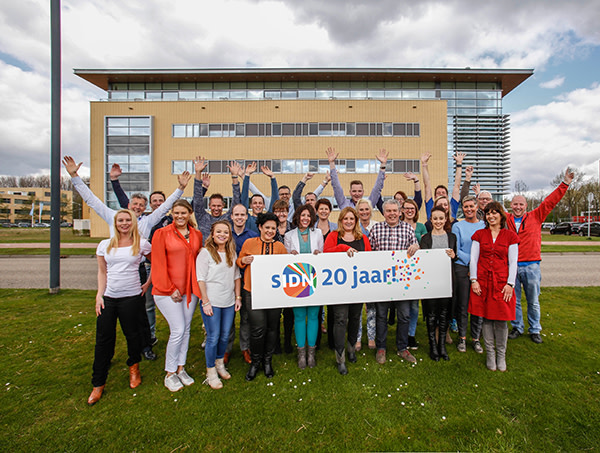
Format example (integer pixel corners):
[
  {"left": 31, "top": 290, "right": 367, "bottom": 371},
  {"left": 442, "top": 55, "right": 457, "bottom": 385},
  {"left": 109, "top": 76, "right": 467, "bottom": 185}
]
[
  {"left": 542, "top": 233, "right": 600, "bottom": 242},
  {"left": 0, "top": 228, "right": 103, "bottom": 243},
  {"left": 1, "top": 288, "right": 599, "bottom": 451}
]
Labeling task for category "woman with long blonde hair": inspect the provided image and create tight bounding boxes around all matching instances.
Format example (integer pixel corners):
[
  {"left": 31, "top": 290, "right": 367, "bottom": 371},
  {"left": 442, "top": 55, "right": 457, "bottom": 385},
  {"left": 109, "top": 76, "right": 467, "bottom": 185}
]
[
  {"left": 152, "top": 199, "right": 203, "bottom": 392},
  {"left": 88, "top": 209, "right": 152, "bottom": 405},
  {"left": 196, "top": 221, "right": 241, "bottom": 389}
]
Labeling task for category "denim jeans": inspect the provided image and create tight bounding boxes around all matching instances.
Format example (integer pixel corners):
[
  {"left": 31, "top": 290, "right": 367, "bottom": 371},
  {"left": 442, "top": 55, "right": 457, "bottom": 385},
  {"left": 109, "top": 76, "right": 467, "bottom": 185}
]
[
  {"left": 144, "top": 263, "right": 156, "bottom": 338},
  {"left": 201, "top": 305, "right": 236, "bottom": 368},
  {"left": 408, "top": 300, "right": 419, "bottom": 337},
  {"left": 513, "top": 262, "right": 542, "bottom": 334},
  {"left": 375, "top": 300, "right": 411, "bottom": 351}
]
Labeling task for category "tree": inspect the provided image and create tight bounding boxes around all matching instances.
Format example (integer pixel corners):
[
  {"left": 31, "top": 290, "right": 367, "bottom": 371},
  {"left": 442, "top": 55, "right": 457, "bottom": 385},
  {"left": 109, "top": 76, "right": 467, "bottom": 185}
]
[
  {"left": 551, "top": 169, "right": 585, "bottom": 219},
  {"left": 514, "top": 179, "right": 529, "bottom": 194}
]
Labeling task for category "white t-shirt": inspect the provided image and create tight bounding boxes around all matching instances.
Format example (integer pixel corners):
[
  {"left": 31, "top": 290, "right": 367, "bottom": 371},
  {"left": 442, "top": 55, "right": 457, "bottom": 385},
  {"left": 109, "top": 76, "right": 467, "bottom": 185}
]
[
  {"left": 96, "top": 239, "right": 152, "bottom": 298},
  {"left": 196, "top": 248, "right": 240, "bottom": 308}
]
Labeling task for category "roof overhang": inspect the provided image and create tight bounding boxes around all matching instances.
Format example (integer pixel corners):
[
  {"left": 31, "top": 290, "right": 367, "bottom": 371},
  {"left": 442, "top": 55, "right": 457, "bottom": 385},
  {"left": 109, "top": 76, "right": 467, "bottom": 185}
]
[{"left": 74, "top": 67, "right": 533, "bottom": 97}]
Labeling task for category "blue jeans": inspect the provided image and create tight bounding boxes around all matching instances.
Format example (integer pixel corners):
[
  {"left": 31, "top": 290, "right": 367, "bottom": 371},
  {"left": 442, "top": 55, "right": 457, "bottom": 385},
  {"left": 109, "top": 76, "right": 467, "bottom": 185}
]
[
  {"left": 512, "top": 262, "right": 542, "bottom": 334},
  {"left": 293, "top": 306, "right": 320, "bottom": 348},
  {"left": 408, "top": 300, "right": 419, "bottom": 337},
  {"left": 201, "top": 305, "right": 236, "bottom": 368}
]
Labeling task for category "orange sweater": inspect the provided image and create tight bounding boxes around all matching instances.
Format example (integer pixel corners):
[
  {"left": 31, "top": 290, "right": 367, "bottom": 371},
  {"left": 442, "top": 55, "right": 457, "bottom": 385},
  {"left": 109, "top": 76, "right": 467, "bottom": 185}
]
[
  {"left": 151, "top": 223, "right": 203, "bottom": 305},
  {"left": 236, "top": 237, "right": 287, "bottom": 292}
]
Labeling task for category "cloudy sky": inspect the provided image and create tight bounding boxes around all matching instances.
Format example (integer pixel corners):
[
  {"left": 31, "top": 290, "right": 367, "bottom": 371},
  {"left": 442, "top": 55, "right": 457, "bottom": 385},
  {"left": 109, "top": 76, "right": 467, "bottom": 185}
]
[{"left": 1, "top": 0, "right": 599, "bottom": 192}]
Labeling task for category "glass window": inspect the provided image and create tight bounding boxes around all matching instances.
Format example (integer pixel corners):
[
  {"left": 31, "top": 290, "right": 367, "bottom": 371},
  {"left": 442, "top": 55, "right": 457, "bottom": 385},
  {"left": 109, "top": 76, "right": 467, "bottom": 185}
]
[
  {"left": 272, "top": 123, "right": 282, "bottom": 136},
  {"left": 129, "top": 164, "right": 150, "bottom": 172},
  {"left": 298, "top": 81, "right": 315, "bottom": 88},
  {"left": 236, "top": 124, "right": 245, "bottom": 136},
  {"left": 333, "top": 90, "right": 350, "bottom": 98},
  {"left": 196, "top": 91, "right": 213, "bottom": 100},
  {"left": 272, "top": 160, "right": 282, "bottom": 173},
  {"left": 208, "top": 160, "right": 222, "bottom": 173},
  {"left": 393, "top": 123, "right": 406, "bottom": 136},
  {"left": 385, "top": 90, "right": 403, "bottom": 99},
  {"left": 200, "top": 124, "right": 208, "bottom": 137},
  {"left": 402, "top": 90, "right": 419, "bottom": 99},
  {"left": 419, "top": 90, "right": 436, "bottom": 99},
  {"left": 130, "top": 118, "right": 150, "bottom": 127},
  {"left": 129, "top": 127, "right": 150, "bottom": 136},
  {"left": 246, "top": 124, "right": 258, "bottom": 136},
  {"left": 393, "top": 160, "right": 407, "bottom": 173},
  {"left": 108, "top": 127, "right": 129, "bottom": 136},
  {"left": 109, "top": 92, "right": 128, "bottom": 100},
  {"left": 355, "top": 160, "right": 370, "bottom": 173},
  {"left": 440, "top": 90, "right": 455, "bottom": 99},
  {"left": 230, "top": 90, "right": 247, "bottom": 99},
  {"left": 213, "top": 91, "right": 229, "bottom": 99},
  {"left": 264, "top": 82, "right": 281, "bottom": 89},
  {"left": 180, "top": 82, "right": 196, "bottom": 90},
  {"left": 346, "top": 123, "right": 356, "bottom": 136},
  {"left": 356, "top": 123, "right": 369, "bottom": 136},
  {"left": 298, "top": 90, "right": 315, "bottom": 99},
  {"left": 318, "top": 123, "right": 332, "bottom": 136},
  {"left": 346, "top": 160, "right": 356, "bottom": 173},
  {"left": 127, "top": 91, "right": 144, "bottom": 100},
  {"left": 129, "top": 155, "right": 149, "bottom": 164},
  {"left": 318, "top": 160, "right": 330, "bottom": 173},
  {"left": 406, "top": 124, "right": 414, "bottom": 136},
  {"left": 146, "top": 92, "right": 162, "bottom": 100},
  {"left": 368, "top": 90, "right": 385, "bottom": 99},
  {"left": 414, "top": 124, "right": 420, "bottom": 136},
  {"left": 107, "top": 118, "right": 129, "bottom": 127},
  {"left": 282, "top": 123, "right": 295, "bottom": 136},
  {"left": 309, "top": 160, "right": 318, "bottom": 172},
  {"left": 309, "top": 123, "right": 318, "bottom": 136},
  {"left": 163, "top": 83, "right": 178, "bottom": 90},
  {"left": 179, "top": 91, "right": 196, "bottom": 99},
  {"left": 350, "top": 90, "right": 367, "bottom": 99},
  {"left": 282, "top": 160, "right": 295, "bottom": 173},
  {"left": 172, "top": 161, "right": 186, "bottom": 174},
  {"left": 248, "top": 82, "right": 263, "bottom": 89},
  {"left": 247, "top": 90, "right": 263, "bottom": 99},
  {"left": 315, "top": 90, "right": 332, "bottom": 99},
  {"left": 383, "top": 123, "right": 393, "bottom": 136},
  {"left": 129, "top": 83, "right": 144, "bottom": 90},
  {"left": 209, "top": 124, "right": 222, "bottom": 137},
  {"left": 282, "top": 90, "right": 298, "bottom": 99},
  {"left": 162, "top": 92, "right": 178, "bottom": 100},
  {"left": 264, "top": 90, "right": 281, "bottom": 99}
]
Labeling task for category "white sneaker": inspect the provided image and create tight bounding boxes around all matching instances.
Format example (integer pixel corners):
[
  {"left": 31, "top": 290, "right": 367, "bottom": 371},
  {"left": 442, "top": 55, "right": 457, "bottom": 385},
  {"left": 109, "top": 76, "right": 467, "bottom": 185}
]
[
  {"left": 164, "top": 373, "right": 184, "bottom": 392},
  {"left": 177, "top": 369, "right": 195, "bottom": 386}
]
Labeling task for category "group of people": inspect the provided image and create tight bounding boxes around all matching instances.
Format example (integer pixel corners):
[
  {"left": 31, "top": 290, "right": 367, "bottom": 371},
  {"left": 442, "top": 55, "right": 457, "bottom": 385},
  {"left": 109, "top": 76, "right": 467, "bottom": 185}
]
[{"left": 63, "top": 147, "right": 573, "bottom": 405}]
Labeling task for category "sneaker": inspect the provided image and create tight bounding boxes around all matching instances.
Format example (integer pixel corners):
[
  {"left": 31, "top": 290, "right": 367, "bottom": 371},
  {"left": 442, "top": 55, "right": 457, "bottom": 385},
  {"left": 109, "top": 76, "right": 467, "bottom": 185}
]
[
  {"left": 177, "top": 369, "right": 195, "bottom": 386},
  {"left": 472, "top": 340, "right": 484, "bottom": 354},
  {"left": 164, "top": 373, "right": 183, "bottom": 392},
  {"left": 530, "top": 333, "right": 543, "bottom": 344},
  {"left": 143, "top": 348, "right": 157, "bottom": 361},
  {"left": 508, "top": 328, "right": 522, "bottom": 340},
  {"left": 450, "top": 318, "right": 458, "bottom": 333},
  {"left": 376, "top": 349, "right": 386, "bottom": 364},
  {"left": 397, "top": 349, "right": 417, "bottom": 363},
  {"left": 201, "top": 338, "right": 207, "bottom": 349},
  {"left": 407, "top": 336, "right": 419, "bottom": 350},
  {"left": 457, "top": 338, "right": 467, "bottom": 353}
]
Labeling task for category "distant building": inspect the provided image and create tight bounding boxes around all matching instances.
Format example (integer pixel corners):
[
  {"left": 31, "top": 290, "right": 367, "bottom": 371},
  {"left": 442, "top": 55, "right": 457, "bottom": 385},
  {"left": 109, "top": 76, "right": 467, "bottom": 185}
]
[
  {"left": 0, "top": 188, "right": 73, "bottom": 224},
  {"left": 75, "top": 68, "right": 532, "bottom": 237}
]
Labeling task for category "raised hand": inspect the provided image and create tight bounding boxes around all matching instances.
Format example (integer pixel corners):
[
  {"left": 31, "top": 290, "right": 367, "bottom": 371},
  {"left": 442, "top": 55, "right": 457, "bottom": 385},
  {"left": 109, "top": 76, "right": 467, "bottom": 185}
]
[
  {"left": 245, "top": 161, "right": 257, "bottom": 176},
  {"left": 326, "top": 147, "right": 339, "bottom": 164},
  {"left": 563, "top": 168, "right": 574, "bottom": 185},
  {"left": 62, "top": 156, "right": 82, "bottom": 177},
  {"left": 403, "top": 172, "right": 418, "bottom": 182},
  {"left": 228, "top": 160, "right": 242, "bottom": 177},
  {"left": 194, "top": 156, "right": 207, "bottom": 174},
  {"left": 376, "top": 148, "right": 389, "bottom": 165},
  {"left": 261, "top": 165, "right": 274, "bottom": 178},
  {"left": 421, "top": 153, "right": 432, "bottom": 166},
  {"left": 109, "top": 163, "right": 122, "bottom": 181},
  {"left": 178, "top": 171, "right": 192, "bottom": 190},
  {"left": 473, "top": 183, "right": 481, "bottom": 196},
  {"left": 201, "top": 172, "right": 211, "bottom": 189},
  {"left": 302, "top": 172, "right": 314, "bottom": 183},
  {"left": 454, "top": 152, "right": 466, "bottom": 165},
  {"left": 465, "top": 165, "right": 474, "bottom": 179}
]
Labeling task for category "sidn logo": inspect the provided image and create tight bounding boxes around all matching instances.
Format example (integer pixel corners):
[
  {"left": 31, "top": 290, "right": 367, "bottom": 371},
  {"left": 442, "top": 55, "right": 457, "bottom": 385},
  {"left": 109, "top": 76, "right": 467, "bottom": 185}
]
[{"left": 272, "top": 263, "right": 317, "bottom": 298}]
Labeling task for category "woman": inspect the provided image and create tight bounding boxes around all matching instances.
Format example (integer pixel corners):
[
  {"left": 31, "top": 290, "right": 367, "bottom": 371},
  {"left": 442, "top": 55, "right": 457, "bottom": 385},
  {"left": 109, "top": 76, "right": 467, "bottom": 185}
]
[
  {"left": 354, "top": 198, "right": 377, "bottom": 351},
  {"left": 284, "top": 204, "right": 324, "bottom": 369},
  {"left": 88, "top": 209, "right": 152, "bottom": 405},
  {"left": 196, "top": 221, "right": 241, "bottom": 389},
  {"left": 152, "top": 200, "right": 203, "bottom": 392},
  {"left": 469, "top": 201, "right": 519, "bottom": 372},
  {"left": 419, "top": 206, "right": 457, "bottom": 361},
  {"left": 402, "top": 198, "right": 428, "bottom": 350},
  {"left": 237, "top": 212, "right": 288, "bottom": 381},
  {"left": 314, "top": 198, "right": 336, "bottom": 240},
  {"left": 425, "top": 196, "right": 457, "bottom": 232},
  {"left": 272, "top": 199, "right": 294, "bottom": 354},
  {"left": 323, "top": 207, "right": 372, "bottom": 374}
]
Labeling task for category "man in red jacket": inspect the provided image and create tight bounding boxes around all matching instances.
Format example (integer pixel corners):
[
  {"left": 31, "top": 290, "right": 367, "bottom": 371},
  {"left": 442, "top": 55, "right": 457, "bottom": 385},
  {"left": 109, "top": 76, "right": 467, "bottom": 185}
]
[{"left": 506, "top": 168, "right": 574, "bottom": 344}]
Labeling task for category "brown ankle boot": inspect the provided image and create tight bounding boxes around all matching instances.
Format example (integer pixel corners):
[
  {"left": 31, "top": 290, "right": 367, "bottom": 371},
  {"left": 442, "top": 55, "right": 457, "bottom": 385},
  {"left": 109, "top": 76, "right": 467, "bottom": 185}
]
[
  {"left": 87, "top": 385, "right": 105, "bottom": 405},
  {"left": 129, "top": 363, "right": 141, "bottom": 388}
]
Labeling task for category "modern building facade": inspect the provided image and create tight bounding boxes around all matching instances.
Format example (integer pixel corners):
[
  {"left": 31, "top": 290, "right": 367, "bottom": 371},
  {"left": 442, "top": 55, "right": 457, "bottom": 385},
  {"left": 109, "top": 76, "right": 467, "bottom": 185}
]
[
  {"left": 75, "top": 68, "right": 532, "bottom": 237},
  {"left": 0, "top": 187, "right": 73, "bottom": 224}
]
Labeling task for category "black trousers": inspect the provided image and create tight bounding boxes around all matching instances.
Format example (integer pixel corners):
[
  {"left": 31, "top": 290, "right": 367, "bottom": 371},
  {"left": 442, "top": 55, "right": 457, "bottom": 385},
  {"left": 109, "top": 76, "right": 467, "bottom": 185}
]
[
  {"left": 244, "top": 289, "right": 281, "bottom": 361},
  {"left": 332, "top": 303, "right": 363, "bottom": 355},
  {"left": 91, "top": 294, "right": 143, "bottom": 387},
  {"left": 454, "top": 264, "right": 483, "bottom": 339}
]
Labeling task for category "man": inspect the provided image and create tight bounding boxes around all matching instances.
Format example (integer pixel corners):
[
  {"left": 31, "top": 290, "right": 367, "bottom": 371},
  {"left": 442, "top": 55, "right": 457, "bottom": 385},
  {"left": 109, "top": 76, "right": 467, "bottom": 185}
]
[
  {"left": 421, "top": 152, "right": 465, "bottom": 219},
  {"left": 327, "top": 147, "right": 388, "bottom": 209},
  {"left": 192, "top": 157, "right": 242, "bottom": 243},
  {"left": 451, "top": 195, "right": 485, "bottom": 353},
  {"left": 368, "top": 199, "right": 420, "bottom": 364},
  {"left": 507, "top": 168, "right": 574, "bottom": 344},
  {"left": 292, "top": 172, "right": 330, "bottom": 210},
  {"left": 63, "top": 156, "right": 189, "bottom": 238},
  {"left": 225, "top": 203, "right": 258, "bottom": 364},
  {"left": 476, "top": 190, "right": 493, "bottom": 220}
]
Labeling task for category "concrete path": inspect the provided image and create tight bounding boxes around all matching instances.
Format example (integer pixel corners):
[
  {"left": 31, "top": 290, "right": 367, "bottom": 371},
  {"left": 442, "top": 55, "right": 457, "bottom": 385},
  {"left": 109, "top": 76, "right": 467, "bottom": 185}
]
[
  {"left": 0, "top": 252, "right": 598, "bottom": 290},
  {"left": 0, "top": 242, "right": 97, "bottom": 248}
]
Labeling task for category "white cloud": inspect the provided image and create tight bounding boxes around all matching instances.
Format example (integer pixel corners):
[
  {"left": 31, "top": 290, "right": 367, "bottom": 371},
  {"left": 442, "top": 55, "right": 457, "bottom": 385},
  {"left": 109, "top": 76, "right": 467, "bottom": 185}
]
[
  {"left": 511, "top": 83, "right": 600, "bottom": 190},
  {"left": 540, "top": 76, "right": 565, "bottom": 89}
]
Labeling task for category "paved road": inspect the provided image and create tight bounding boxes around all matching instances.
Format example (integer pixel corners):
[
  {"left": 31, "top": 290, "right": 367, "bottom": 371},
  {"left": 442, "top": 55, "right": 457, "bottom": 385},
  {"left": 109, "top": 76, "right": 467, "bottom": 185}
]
[{"left": 0, "top": 253, "right": 598, "bottom": 290}]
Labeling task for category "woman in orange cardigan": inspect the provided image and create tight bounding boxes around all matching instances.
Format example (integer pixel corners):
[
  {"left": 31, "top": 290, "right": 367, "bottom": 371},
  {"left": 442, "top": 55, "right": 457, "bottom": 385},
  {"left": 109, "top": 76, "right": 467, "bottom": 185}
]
[
  {"left": 237, "top": 212, "right": 288, "bottom": 381},
  {"left": 152, "top": 200, "right": 203, "bottom": 392}
]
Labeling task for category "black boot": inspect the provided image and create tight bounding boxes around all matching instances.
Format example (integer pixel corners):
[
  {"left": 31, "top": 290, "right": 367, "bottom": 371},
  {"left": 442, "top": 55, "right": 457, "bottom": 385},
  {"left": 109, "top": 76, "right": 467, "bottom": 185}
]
[
  {"left": 264, "top": 328, "right": 276, "bottom": 378},
  {"left": 246, "top": 350, "right": 262, "bottom": 381},
  {"left": 335, "top": 350, "right": 348, "bottom": 375},
  {"left": 347, "top": 343, "right": 357, "bottom": 363},
  {"left": 438, "top": 302, "right": 450, "bottom": 361},
  {"left": 426, "top": 314, "right": 439, "bottom": 361},
  {"left": 263, "top": 358, "right": 275, "bottom": 378}
]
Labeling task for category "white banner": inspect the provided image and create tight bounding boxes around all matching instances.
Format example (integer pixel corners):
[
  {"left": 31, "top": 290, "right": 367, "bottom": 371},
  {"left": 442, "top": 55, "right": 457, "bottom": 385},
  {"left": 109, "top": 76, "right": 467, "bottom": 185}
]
[{"left": 250, "top": 249, "right": 452, "bottom": 309}]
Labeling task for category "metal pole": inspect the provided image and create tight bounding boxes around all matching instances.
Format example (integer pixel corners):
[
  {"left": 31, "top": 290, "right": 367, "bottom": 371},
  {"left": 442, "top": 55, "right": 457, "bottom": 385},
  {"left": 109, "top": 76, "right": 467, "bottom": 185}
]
[{"left": 49, "top": 0, "right": 61, "bottom": 293}]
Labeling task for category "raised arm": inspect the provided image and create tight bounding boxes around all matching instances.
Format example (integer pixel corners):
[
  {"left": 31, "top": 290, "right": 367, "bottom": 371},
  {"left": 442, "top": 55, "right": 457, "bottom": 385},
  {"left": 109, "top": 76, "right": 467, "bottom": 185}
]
[
  {"left": 261, "top": 165, "right": 279, "bottom": 212},
  {"left": 228, "top": 161, "right": 242, "bottom": 215},
  {"left": 109, "top": 164, "right": 129, "bottom": 209},
  {"left": 193, "top": 157, "right": 209, "bottom": 223},
  {"left": 533, "top": 167, "right": 574, "bottom": 221},
  {"left": 63, "top": 156, "right": 116, "bottom": 226},
  {"left": 140, "top": 172, "right": 188, "bottom": 237},
  {"left": 460, "top": 165, "right": 473, "bottom": 203},
  {"left": 293, "top": 173, "right": 314, "bottom": 209},
  {"left": 240, "top": 161, "right": 256, "bottom": 208},
  {"left": 452, "top": 153, "right": 465, "bottom": 202},
  {"left": 327, "top": 147, "right": 348, "bottom": 209},
  {"left": 313, "top": 171, "right": 330, "bottom": 198},
  {"left": 404, "top": 172, "right": 422, "bottom": 209},
  {"left": 421, "top": 153, "right": 433, "bottom": 218},
  {"left": 367, "top": 149, "right": 388, "bottom": 207}
]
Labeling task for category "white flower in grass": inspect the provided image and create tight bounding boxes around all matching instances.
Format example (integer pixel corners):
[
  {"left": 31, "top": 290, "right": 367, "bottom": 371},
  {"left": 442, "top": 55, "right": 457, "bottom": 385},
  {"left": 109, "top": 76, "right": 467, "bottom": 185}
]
[
  {"left": 474, "top": 384, "right": 478, "bottom": 388},
  {"left": 294, "top": 385, "right": 297, "bottom": 389},
  {"left": 299, "top": 398, "right": 302, "bottom": 401},
  {"left": 308, "top": 379, "right": 311, "bottom": 382},
  {"left": 401, "top": 402, "right": 405, "bottom": 405},
  {"left": 272, "top": 394, "right": 276, "bottom": 397},
  {"left": 441, "top": 416, "right": 446, "bottom": 420},
  {"left": 388, "top": 394, "right": 391, "bottom": 398},
  {"left": 421, "top": 403, "right": 424, "bottom": 406},
  {"left": 289, "top": 379, "right": 293, "bottom": 382},
  {"left": 396, "top": 388, "right": 400, "bottom": 391},
  {"left": 174, "top": 399, "right": 178, "bottom": 402},
  {"left": 303, "top": 382, "right": 306, "bottom": 385},
  {"left": 133, "top": 394, "right": 136, "bottom": 397}
]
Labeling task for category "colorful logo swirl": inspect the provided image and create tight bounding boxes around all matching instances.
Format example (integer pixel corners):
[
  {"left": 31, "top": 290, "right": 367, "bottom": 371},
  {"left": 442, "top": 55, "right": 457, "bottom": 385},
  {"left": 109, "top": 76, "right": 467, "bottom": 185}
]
[{"left": 282, "top": 263, "right": 317, "bottom": 298}]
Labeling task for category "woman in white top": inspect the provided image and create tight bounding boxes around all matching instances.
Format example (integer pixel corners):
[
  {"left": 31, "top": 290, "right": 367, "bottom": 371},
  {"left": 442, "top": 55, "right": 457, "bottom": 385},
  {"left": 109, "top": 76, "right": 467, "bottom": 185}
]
[
  {"left": 284, "top": 204, "right": 324, "bottom": 369},
  {"left": 88, "top": 209, "right": 151, "bottom": 405},
  {"left": 197, "top": 221, "right": 241, "bottom": 389}
]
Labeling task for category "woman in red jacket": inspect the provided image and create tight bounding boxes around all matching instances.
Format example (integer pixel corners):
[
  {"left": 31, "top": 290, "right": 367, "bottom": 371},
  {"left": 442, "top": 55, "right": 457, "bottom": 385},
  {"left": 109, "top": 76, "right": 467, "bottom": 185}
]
[
  {"left": 152, "top": 200, "right": 203, "bottom": 391},
  {"left": 323, "top": 207, "right": 371, "bottom": 374},
  {"left": 469, "top": 201, "right": 519, "bottom": 372}
]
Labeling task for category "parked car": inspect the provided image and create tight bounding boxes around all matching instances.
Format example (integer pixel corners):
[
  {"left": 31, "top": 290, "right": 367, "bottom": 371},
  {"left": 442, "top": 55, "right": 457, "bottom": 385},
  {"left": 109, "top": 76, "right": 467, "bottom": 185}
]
[
  {"left": 33, "top": 223, "right": 51, "bottom": 228},
  {"left": 17, "top": 222, "right": 31, "bottom": 228},
  {"left": 549, "top": 222, "right": 580, "bottom": 235},
  {"left": 541, "top": 223, "right": 554, "bottom": 230},
  {"left": 577, "top": 222, "right": 600, "bottom": 237},
  {"left": 60, "top": 222, "right": 73, "bottom": 227}
]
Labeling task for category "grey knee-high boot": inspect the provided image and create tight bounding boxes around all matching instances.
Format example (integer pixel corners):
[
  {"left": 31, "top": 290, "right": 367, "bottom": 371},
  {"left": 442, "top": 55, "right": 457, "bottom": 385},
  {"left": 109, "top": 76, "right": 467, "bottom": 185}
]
[
  {"left": 482, "top": 320, "right": 496, "bottom": 371},
  {"left": 494, "top": 321, "right": 508, "bottom": 372}
]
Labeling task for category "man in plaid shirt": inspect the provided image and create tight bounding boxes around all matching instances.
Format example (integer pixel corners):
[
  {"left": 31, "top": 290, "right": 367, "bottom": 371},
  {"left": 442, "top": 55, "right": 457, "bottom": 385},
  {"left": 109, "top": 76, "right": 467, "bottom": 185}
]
[{"left": 369, "top": 199, "right": 420, "bottom": 365}]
